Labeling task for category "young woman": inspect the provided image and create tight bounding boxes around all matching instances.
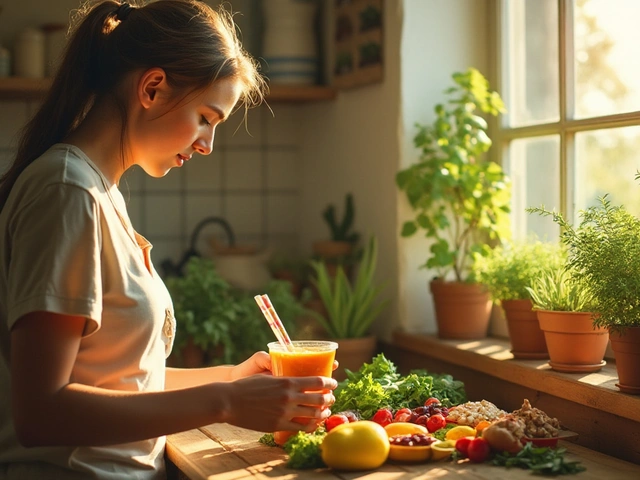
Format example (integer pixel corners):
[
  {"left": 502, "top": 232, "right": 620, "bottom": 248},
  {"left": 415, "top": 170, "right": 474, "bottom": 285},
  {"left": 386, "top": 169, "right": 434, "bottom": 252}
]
[{"left": 0, "top": 1, "right": 337, "bottom": 478}]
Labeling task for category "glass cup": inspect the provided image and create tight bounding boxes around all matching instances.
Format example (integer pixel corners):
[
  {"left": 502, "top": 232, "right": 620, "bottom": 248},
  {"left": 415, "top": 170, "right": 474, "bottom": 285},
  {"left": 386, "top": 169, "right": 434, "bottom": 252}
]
[{"left": 268, "top": 340, "right": 338, "bottom": 446}]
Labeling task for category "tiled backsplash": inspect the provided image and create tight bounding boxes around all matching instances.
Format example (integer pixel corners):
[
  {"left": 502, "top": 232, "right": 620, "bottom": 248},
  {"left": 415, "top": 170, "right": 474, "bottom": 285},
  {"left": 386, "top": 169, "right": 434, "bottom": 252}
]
[{"left": 0, "top": 100, "right": 303, "bottom": 269}]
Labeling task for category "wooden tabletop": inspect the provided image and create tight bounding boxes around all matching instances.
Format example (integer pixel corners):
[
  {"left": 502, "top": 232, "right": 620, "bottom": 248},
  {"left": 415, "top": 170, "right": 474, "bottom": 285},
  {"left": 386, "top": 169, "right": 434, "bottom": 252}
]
[{"left": 166, "top": 423, "right": 640, "bottom": 479}]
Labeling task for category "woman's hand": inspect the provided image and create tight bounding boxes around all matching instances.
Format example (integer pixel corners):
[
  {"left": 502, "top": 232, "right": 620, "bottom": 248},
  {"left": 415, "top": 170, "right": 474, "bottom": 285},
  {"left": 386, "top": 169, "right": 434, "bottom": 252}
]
[
  {"left": 229, "top": 352, "right": 340, "bottom": 381},
  {"left": 220, "top": 374, "right": 338, "bottom": 434},
  {"left": 228, "top": 352, "right": 272, "bottom": 381}
]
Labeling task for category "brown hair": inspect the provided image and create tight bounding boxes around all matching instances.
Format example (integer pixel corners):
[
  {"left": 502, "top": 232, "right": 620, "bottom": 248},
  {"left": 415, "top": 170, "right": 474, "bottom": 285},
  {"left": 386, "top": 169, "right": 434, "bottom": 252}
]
[{"left": 0, "top": 0, "right": 266, "bottom": 211}]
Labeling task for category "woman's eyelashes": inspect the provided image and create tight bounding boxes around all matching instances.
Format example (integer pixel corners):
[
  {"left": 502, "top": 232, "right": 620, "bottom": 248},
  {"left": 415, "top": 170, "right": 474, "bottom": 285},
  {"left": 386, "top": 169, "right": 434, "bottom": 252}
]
[{"left": 201, "top": 115, "right": 211, "bottom": 126}]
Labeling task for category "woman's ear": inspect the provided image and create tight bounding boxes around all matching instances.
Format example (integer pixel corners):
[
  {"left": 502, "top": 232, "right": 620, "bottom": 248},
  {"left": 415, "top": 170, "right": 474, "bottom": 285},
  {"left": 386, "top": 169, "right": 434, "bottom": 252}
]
[{"left": 137, "top": 68, "right": 169, "bottom": 109}]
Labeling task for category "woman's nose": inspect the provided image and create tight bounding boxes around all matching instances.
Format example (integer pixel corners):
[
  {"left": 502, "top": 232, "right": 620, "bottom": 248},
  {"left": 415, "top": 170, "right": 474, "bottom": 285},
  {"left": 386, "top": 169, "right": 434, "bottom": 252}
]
[{"left": 193, "top": 129, "right": 215, "bottom": 155}]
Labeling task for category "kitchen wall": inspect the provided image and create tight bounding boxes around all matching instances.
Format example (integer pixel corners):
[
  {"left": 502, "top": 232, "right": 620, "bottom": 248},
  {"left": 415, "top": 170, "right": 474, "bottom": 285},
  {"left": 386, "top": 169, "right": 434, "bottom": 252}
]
[
  {"left": 0, "top": 0, "right": 491, "bottom": 341},
  {"left": 0, "top": 0, "right": 306, "bottom": 269}
]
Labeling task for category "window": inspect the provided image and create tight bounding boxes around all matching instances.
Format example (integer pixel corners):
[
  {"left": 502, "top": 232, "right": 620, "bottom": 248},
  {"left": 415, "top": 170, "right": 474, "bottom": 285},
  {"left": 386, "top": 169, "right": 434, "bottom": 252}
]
[{"left": 498, "top": 0, "right": 640, "bottom": 239}]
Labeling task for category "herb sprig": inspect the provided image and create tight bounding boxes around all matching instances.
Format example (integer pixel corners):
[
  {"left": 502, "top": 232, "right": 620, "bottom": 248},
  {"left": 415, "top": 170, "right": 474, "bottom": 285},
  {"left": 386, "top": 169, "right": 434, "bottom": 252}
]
[{"left": 492, "top": 442, "right": 586, "bottom": 475}]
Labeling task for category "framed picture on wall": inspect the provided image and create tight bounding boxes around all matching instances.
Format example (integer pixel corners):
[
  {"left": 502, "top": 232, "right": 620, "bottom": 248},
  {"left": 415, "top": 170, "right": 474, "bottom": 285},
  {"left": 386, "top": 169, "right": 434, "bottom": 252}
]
[{"left": 333, "top": 0, "right": 384, "bottom": 89}]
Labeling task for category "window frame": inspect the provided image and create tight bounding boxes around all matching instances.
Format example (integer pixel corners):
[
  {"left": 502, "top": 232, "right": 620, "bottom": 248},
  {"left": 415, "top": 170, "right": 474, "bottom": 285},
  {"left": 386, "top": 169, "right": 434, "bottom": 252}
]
[{"left": 492, "top": 0, "right": 640, "bottom": 229}]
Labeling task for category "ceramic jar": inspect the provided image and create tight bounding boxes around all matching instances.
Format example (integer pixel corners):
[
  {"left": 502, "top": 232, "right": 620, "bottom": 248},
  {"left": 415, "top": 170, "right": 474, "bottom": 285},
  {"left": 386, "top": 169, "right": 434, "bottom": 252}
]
[{"left": 261, "top": 0, "right": 319, "bottom": 85}]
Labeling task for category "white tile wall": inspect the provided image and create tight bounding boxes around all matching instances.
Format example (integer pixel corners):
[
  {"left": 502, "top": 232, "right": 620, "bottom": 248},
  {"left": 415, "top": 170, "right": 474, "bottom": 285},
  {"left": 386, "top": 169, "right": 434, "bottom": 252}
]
[{"left": 0, "top": 99, "right": 302, "bottom": 274}]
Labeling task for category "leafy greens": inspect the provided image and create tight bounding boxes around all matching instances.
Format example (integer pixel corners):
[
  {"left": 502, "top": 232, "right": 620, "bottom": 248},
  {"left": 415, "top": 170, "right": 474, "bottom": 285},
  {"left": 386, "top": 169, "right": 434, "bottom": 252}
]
[{"left": 333, "top": 353, "right": 467, "bottom": 420}]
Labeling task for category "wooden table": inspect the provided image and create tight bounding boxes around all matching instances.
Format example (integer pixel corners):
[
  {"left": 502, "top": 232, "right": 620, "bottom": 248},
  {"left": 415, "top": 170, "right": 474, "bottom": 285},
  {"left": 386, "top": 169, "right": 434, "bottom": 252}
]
[{"left": 166, "top": 423, "right": 640, "bottom": 479}]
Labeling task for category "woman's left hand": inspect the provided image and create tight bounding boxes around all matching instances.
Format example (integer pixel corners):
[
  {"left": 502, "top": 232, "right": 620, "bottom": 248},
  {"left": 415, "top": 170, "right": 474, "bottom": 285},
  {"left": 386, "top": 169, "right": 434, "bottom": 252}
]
[{"left": 230, "top": 352, "right": 340, "bottom": 381}]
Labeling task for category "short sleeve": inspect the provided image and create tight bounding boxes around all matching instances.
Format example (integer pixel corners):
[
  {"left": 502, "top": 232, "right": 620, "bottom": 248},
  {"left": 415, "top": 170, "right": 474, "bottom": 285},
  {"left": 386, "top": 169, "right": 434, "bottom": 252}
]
[{"left": 7, "top": 183, "right": 102, "bottom": 336}]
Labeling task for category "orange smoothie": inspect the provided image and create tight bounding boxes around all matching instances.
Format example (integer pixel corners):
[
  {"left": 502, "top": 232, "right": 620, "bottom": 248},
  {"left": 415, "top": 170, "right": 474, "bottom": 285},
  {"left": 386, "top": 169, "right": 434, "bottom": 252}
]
[{"left": 268, "top": 340, "right": 338, "bottom": 446}]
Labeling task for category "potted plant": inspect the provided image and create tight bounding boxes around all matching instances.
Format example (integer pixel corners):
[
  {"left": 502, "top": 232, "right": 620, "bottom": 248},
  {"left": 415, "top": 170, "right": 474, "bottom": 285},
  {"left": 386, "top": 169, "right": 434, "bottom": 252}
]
[
  {"left": 528, "top": 193, "right": 640, "bottom": 392},
  {"left": 525, "top": 267, "right": 608, "bottom": 373},
  {"left": 166, "top": 257, "right": 304, "bottom": 367},
  {"left": 309, "top": 236, "right": 389, "bottom": 380},
  {"left": 395, "top": 67, "right": 511, "bottom": 339},
  {"left": 313, "top": 192, "right": 360, "bottom": 267},
  {"left": 472, "top": 240, "right": 566, "bottom": 358}
]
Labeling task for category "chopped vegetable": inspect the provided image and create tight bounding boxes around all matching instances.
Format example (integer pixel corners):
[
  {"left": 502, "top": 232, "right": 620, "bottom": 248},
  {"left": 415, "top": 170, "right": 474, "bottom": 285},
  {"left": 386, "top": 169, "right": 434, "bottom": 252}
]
[
  {"left": 492, "top": 442, "right": 586, "bottom": 475},
  {"left": 283, "top": 430, "right": 327, "bottom": 469},
  {"left": 258, "top": 433, "right": 277, "bottom": 447}
]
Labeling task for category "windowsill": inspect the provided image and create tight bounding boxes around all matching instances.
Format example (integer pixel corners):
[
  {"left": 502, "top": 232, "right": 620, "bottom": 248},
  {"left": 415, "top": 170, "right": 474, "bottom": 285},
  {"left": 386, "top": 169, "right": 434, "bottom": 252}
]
[{"left": 390, "top": 331, "right": 640, "bottom": 424}]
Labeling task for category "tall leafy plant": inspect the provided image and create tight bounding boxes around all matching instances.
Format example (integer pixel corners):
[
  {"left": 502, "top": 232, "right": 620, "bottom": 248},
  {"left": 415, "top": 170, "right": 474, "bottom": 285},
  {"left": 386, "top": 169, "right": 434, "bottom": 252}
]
[
  {"left": 528, "top": 192, "right": 640, "bottom": 332},
  {"left": 396, "top": 67, "right": 511, "bottom": 282},
  {"left": 309, "top": 236, "right": 388, "bottom": 338}
]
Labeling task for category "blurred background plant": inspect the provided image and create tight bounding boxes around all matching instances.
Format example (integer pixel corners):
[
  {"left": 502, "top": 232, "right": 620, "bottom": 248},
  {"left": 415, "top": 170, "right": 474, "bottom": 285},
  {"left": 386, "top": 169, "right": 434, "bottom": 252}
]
[{"left": 166, "top": 257, "right": 310, "bottom": 366}]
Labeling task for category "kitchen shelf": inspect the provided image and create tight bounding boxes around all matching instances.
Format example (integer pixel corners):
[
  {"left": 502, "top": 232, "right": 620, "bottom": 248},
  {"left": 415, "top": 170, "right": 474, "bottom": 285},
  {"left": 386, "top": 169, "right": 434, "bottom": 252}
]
[{"left": 0, "top": 77, "right": 337, "bottom": 103}]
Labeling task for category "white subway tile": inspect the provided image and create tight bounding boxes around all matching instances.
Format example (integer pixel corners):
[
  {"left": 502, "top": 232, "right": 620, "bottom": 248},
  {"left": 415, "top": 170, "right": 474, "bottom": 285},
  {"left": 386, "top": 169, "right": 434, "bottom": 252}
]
[
  {"left": 221, "top": 108, "right": 263, "bottom": 147},
  {"left": 143, "top": 193, "right": 183, "bottom": 236},
  {"left": 265, "top": 104, "right": 301, "bottom": 146},
  {"left": 266, "top": 149, "right": 300, "bottom": 190},
  {"left": 266, "top": 193, "right": 300, "bottom": 235},
  {"left": 149, "top": 238, "right": 185, "bottom": 272},
  {"left": 185, "top": 194, "right": 224, "bottom": 248},
  {"left": 146, "top": 165, "right": 183, "bottom": 192},
  {"left": 185, "top": 152, "right": 222, "bottom": 190},
  {"left": 224, "top": 150, "right": 262, "bottom": 190},
  {"left": 120, "top": 165, "right": 146, "bottom": 193},
  {"left": 224, "top": 193, "right": 263, "bottom": 236}
]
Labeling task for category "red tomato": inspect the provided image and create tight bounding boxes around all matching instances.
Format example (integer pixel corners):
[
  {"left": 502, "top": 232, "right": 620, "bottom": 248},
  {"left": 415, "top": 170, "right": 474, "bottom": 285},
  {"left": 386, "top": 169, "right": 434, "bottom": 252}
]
[
  {"left": 424, "top": 397, "right": 441, "bottom": 407},
  {"left": 467, "top": 437, "right": 491, "bottom": 463},
  {"left": 324, "top": 414, "right": 349, "bottom": 432},
  {"left": 393, "top": 408, "right": 412, "bottom": 422},
  {"left": 455, "top": 436, "right": 473, "bottom": 457},
  {"left": 426, "top": 413, "right": 446, "bottom": 433},
  {"left": 371, "top": 408, "right": 393, "bottom": 427}
]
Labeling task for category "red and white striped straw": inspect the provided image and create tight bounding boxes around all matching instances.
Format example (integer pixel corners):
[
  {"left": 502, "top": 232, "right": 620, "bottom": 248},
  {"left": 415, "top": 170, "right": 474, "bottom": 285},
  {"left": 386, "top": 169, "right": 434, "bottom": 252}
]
[{"left": 254, "top": 294, "right": 294, "bottom": 352}]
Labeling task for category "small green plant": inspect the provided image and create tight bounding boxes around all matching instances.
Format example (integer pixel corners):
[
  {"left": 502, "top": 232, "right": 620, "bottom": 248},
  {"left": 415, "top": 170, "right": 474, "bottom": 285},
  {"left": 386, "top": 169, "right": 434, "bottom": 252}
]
[
  {"left": 525, "top": 269, "right": 594, "bottom": 313},
  {"left": 472, "top": 240, "right": 567, "bottom": 301},
  {"left": 322, "top": 193, "right": 360, "bottom": 245},
  {"left": 309, "top": 236, "right": 388, "bottom": 338},
  {"left": 528, "top": 191, "right": 640, "bottom": 332},
  {"left": 166, "top": 257, "right": 306, "bottom": 365},
  {"left": 396, "top": 67, "right": 511, "bottom": 282},
  {"left": 165, "top": 257, "right": 236, "bottom": 355}
]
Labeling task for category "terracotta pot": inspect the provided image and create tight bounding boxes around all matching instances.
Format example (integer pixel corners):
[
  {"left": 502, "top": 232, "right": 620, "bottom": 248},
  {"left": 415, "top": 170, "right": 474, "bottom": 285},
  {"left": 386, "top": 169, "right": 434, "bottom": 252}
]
[
  {"left": 609, "top": 326, "right": 640, "bottom": 395},
  {"left": 333, "top": 335, "right": 377, "bottom": 382},
  {"left": 429, "top": 281, "right": 492, "bottom": 339},
  {"left": 312, "top": 240, "right": 353, "bottom": 259},
  {"left": 537, "top": 310, "right": 609, "bottom": 373},
  {"left": 502, "top": 299, "right": 548, "bottom": 359}
]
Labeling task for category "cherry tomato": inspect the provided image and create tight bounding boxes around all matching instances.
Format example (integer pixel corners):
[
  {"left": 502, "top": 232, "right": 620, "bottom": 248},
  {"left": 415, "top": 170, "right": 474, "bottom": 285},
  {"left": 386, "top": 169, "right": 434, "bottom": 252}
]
[
  {"left": 393, "top": 408, "right": 412, "bottom": 422},
  {"left": 424, "top": 397, "right": 441, "bottom": 407},
  {"left": 455, "top": 436, "right": 473, "bottom": 457},
  {"left": 426, "top": 413, "right": 446, "bottom": 433},
  {"left": 324, "top": 414, "right": 350, "bottom": 432},
  {"left": 467, "top": 437, "right": 491, "bottom": 463},
  {"left": 371, "top": 408, "right": 393, "bottom": 427}
]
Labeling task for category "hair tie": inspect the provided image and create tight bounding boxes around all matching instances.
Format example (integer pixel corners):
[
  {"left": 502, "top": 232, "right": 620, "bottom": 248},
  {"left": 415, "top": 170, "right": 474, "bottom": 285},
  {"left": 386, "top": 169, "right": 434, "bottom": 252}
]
[{"left": 115, "top": 2, "right": 134, "bottom": 21}]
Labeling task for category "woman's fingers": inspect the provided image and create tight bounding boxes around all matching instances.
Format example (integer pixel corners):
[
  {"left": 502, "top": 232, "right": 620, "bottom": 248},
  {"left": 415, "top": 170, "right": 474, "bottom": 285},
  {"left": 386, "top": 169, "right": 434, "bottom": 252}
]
[{"left": 332, "top": 360, "right": 339, "bottom": 371}]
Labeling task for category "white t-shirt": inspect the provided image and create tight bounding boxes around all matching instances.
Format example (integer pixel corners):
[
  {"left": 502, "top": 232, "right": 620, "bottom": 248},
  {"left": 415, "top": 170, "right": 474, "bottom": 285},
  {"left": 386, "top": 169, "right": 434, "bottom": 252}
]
[{"left": 0, "top": 144, "right": 176, "bottom": 479}]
